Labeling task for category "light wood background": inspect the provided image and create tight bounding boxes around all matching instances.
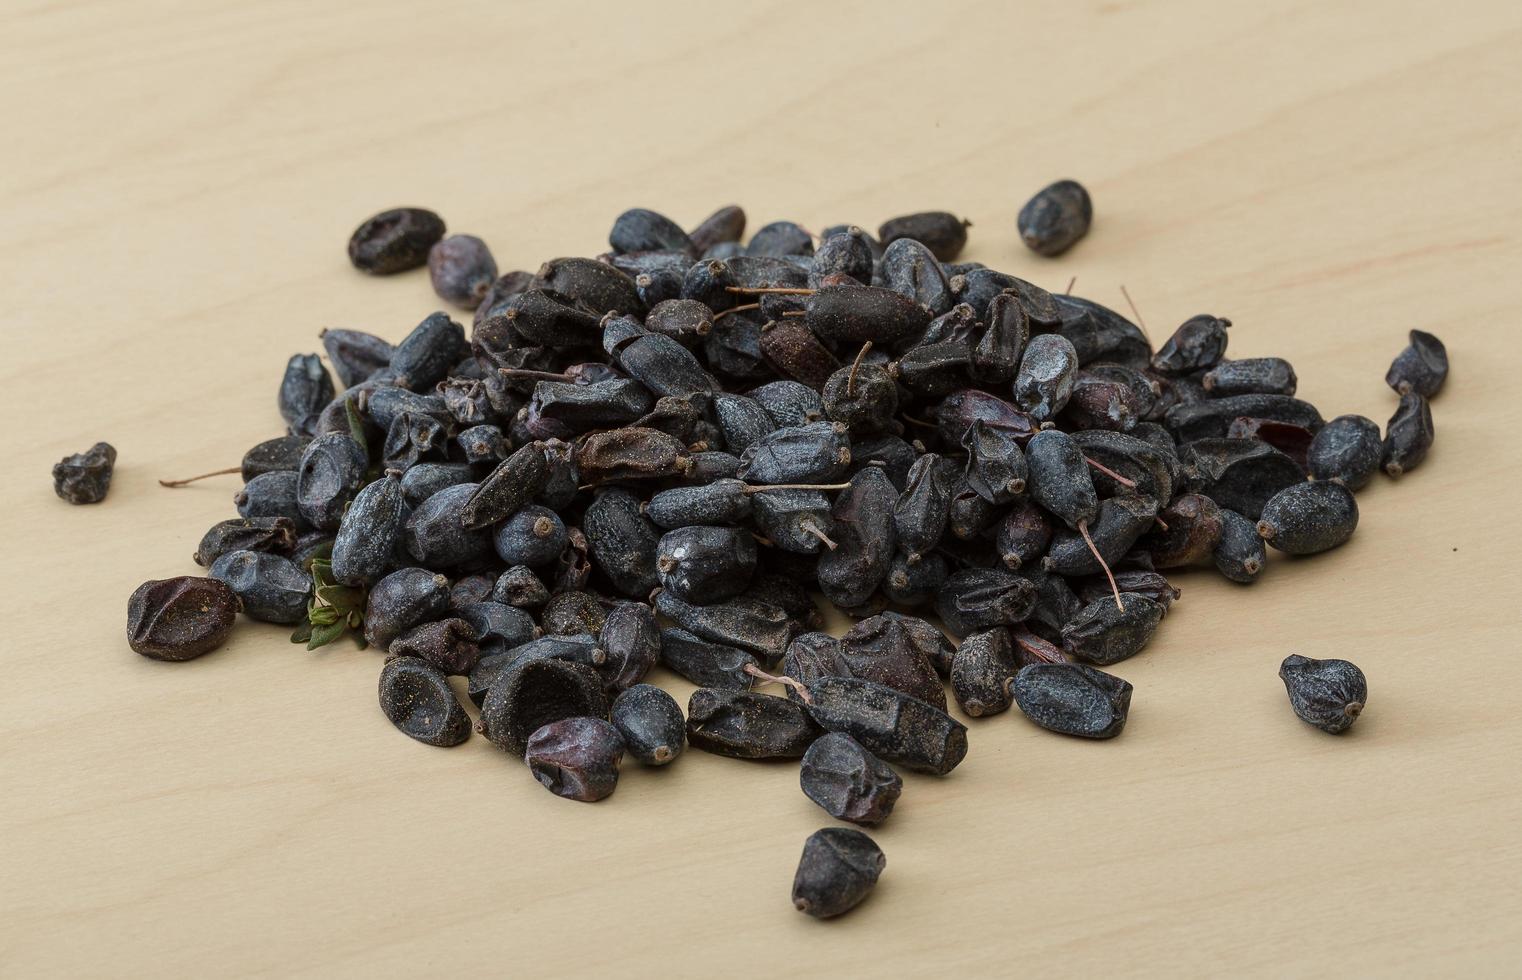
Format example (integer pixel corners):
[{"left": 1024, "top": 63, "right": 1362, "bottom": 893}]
[{"left": 3, "top": 1, "right": 1519, "bottom": 976}]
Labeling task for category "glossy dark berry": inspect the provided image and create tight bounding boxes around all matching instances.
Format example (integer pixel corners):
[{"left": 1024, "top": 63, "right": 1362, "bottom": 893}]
[
  {"left": 525, "top": 717, "right": 624, "bottom": 802},
  {"left": 127, "top": 577, "right": 239, "bottom": 661},
  {"left": 1011, "top": 662, "right": 1132, "bottom": 738},
  {"left": 348, "top": 207, "right": 445, "bottom": 274},
  {"left": 611, "top": 684, "right": 686, "bottom": 766},
  {"left": 1017, "top": 180, "right": 1091, "bottom": 256},
  {"left": 1279, "top": 654, "right": 1367, "bottom": 734}
]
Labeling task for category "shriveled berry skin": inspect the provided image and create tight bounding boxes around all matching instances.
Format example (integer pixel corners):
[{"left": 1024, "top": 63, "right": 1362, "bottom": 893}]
[
  {"left": 1152, "top": 315, "right": 1230, "bottom": 375},
  {"left": 802, "top": 676, "right": 967, "bottom": 775},
  {"left": 537, "top": 256, "right": 639, "bottom": 316},
  {"left": 817, "top": 467, "right": 897, "bottom": 611},
  {"left": 378, "top": 656, "right": 472, "bottom": 747},
  {"left": 1011, "top": 662, "right": 1132, "bottom": 739},
  {"left": 792, "top": 828, "right": 886, "bottom": 918},
  {"left": 1164, "top": 394, "right": 1324, "bottom": 443},
  {"left": 583, "top": 488, "right": 662, "bottom": 598},
  {"left": 1014, "top": 333, "right": 1080, "bottom": 422},
  {"left": 1043, "top": 495, "right": 1158, "bottom": 577},
  {"left": 878, "top": 210, "right": 969, "bottom": 261},
  {"left": 1142, "top": 493, "right": 1223, "bottom": 568},
  {"left": 525, "top": 717, "right": 625, "bottom": 802},
  {"left": 609, "top": 207, "right": 696, "bottom": 257},
  {"left": 321, "top": 327, "right": 394, "bottom": 388},
  {"left": 491, "top": 566, "right": 550, "bottom": 609},
  {"left": 462, "top": 442, "right": 550, "bottom": 530},
  {"left": 739, "top": 422, "right": 852, "bottom": 485},
  {"left": 481, "top": 659, "right": 609, "bottom": 758},
  {"left": 800, "top": 733, "right": 902, "bottom": 826},
  {"left": 595, "top": 601, "right": 660, "bottom": 692},
  {"left": 348, "top": 207, "right": 446, "bottom": 274},
  {"left": 611, "top": 684, "right": 686, "bottom": 766},
  {"left": 879, "top": 612, "right": 955, "bottom": 679},
  {"left": 1202, "top": 357, "right": 1297, "bottom": 397},
  {"left": 52, "top": 441, "right": 116, "bottom": 504},
  {"left": 811, "top": 227, "right": 875, "bottom": 287},
  {"left": 456, "top": 601, "right": 536, "bottom": 657},
  {"left": 963, "top": 421, "right": 1028, "bottom": 504},
  {"left": 493, "top": 505, "right": 567, "bottom": 568},
  {"left": 295, "top": 433, "right": 368, "bottom": 532},
  {"left": 1385, "top": 329, "right": 1447, "bottom": 397},
  {"left": 996, "top": 500, "right": 1054, "bottom": 571},
  {"left": 127, "top": 576, "right": 239, "bottom": 662},
  {"left": 1381, "top": 391, "right": 1434, "bottom": 477},
  {"left": 830, "top": 616, "right": 946, "bottom": 710},
  {"left": 193, "top": 517, "right": 298, "bottom": 568},
  {"left": 208, "top": 550, "right": 309, "bottom": 624},
  {"left": 647, "top": 480, "right": 752, "bottom": 529},
  {"left": 1279, "top": 654, "right": 1367, "bottom": 734},
  {"left": 1017, "top": 180, "right": 1091, "bottom": 256},
  {"left": 405, "top": 483, "right": 494, "bottom": 568},
  {"left": 659, "top": 627, "right": 758, "bottom": 689},
  {"left": 240, "top": 435, "right": 311, "bottom": 481},
  {"left": 235, "top": 471, "right": 306, "bottom": 528},
  {"left": 1060, "top": 593, "right": 1164, "bottom": 665},
  {"left": 363, "top": 568, "right": 452, "bottom": 650},
  {"left": 1179, "top": 437, "right": 1303, "bottom": 520},
  {"left": 822, "top": 360, "right": 898, "bottom": 436},
  {"left": 1213, "top": 509, "right": 1266, "bottom": 584},
  {"left": 1307, "top": 414, "right": 1382, "bottom": 490},
  {"left": 686, "top": 689, "right": 820, "bottom": 759},
  {"left": 390, "top": 617, "right": 481, "bottom": 675},
  {"left": 656, "top": 525, "right": 757, "bottom": 604},
  {"left": 688, "top": 204, "right": 746, "bottom": 253},
  {"left": 935, "top": 568, "right": 1038, "bottom": 637},
  {"left": 950, "top": 628, "right": 1018, "bottom": 717},
  {"left": 278, "top": 354, "right": 334, "bottom": 437},
  {"left": 1256, "top": 481, "right": 1358, "bottom": 555},
  {"left": 542, "top": 590, "right": 605, "bottom": 637},
  {"left": 805, "top": 284, "right": 933, "bottom": 350},
  {"left": 331, "top": 470, "right": 404, "bottom": 586},
  {"left": 1025, "top": 429, "right": 1099, "bottom": 530}
]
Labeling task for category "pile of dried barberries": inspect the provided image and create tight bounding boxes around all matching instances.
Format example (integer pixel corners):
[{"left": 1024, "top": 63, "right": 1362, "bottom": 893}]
[{"left": 122, "top": 185, "right": 1446, "bottom": 918}]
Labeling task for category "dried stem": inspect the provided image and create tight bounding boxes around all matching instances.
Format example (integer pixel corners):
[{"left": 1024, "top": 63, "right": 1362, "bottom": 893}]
[
  {"left": 1083, "top": 456, "right": 1138, "bottom": 489},
  {"left": 847, "top": 341, "right": 873, "bottom": 397},
  {"left": 780, "top": 309, "right": 807, "bottom": 318},
  {"left": 714, "top": 302, "right": 760, "bottom": 322},
  {"left": 1065, "top": 276, "right": 1077, "bottom": 296},
  {"left": 743, "top": 663, "right": 813, "bottom": 703},
  {"left": 1154, "top": 516, "right": 1170, "bottom": 532},
  {"left": 800, "top": 521, "right": 839, "bottom": 551},
  {"left": 498, "top": 368, "right": 575, "bottom": 383},
  {"left": 158, "top": 466, "right": 240, "bottom": 488},
  {"left": 1078, "top": 519, "right": 1124, "bottom": 611},
  {"left": 1120, "top": 284, "right": 1149, "bottom": 341},
  {"left": 724, "top": 286, "right": 815, "bottom": 295}
]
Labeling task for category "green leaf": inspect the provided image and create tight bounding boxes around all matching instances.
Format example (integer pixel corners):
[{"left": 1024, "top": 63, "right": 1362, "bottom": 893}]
[
  {"left": 310, "top": 559, "right": 336, "bottom": 590},
  {"left": 290, "top": 622, "right": 313, "bottom": 644},
  {"left": 307, "top": 620, "right": 346, "bottom": 650},
  {"left": 299, "top": 540, "right": 333, "bottom": 570},
  {"left": 309, "top": 606, "right": 340, "bottom": 627},
  {"left": 347, "top": 609, "right": 363, "bottom": 629},
  {"left": 345, "top": 399, "right": 369, "bottom": 456},
  {"left": 316, "top": 583, "right": 366, "bottom": 611}
]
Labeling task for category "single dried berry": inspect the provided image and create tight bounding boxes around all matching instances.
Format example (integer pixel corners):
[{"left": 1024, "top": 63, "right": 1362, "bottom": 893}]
[
  {"left": 1142, "top": 493, "right": 1223, "bottom": 568},
  {"left": 837, "top": 615, "right": 947, "bottom": 710},
  {"left": 1043, "top": 495, "right": 1158, "bottom": 577},
  {"left": 688, "top": 204, "right": 746, "bottom": 253},
  {"left": 53, "top": 441, "right": 116, "bottom": 504},
  {"left": 193, "top": 516, "right": 298, "bottom": 567},
  {"left": 348, "top": 207, "right": 446, "bottom": 274},
  {"left": 1011, "top": 662, "right": 1132, "bottom": 738},
  {"left": 610, "top": 684, "right": 686, "bottom": 766},
  {"left": 1017, "top": 180, "right": 1091, "bottom": 256},
  {"left": 950, "top": 628, "right": 1018, "bottom": 717},
  {"left": 208, "top": 550, "right": 310, "bottom": 624},
  {"left": 1025, "top": 429, "right": 1098, "bottom": 530},
  {"left": 235, "top": 471, "right": 305, "bottom": 527},
  {"left": 1014, "top": 334, "right": 1080, "bottom": 422},
  {"left": 1381, "top": 390, "right": 1434, "bottom": 477},
  {"left": 595, "top": 601, "right": 660, "bottom": 692},
  {"left": 802, "top": 676, "right": 967, "bottom": 775},
  {"left": 295, "top": 433, "right": 368, "bottom": 532},
  {"left": 1179, "top": 437, "right": 1302, "bottom": 520},
  {"left": 583, "top": 488, "right": 663, "bottom": 598},
  {"left": 739, "top": 422, "right": 852, "bottom": 485},
  {"left": 240, "top": 435, "right": 312, "bottom": 481},
  {"left": 660, "top": 627, "right": 759, "bottom": 689},
  {"left": 686, "top": 689, "right": 820, "bottom": 759},
  {"left": 390, "top": 617, "right": 482, "bottom": 675},
  {"left": 525, "top": 717, "right": 625, "bottom": 802},
  {"left": 817, "top": 467, "right": 897, "bottom": 611},
  {"left": 657, "top": 525, "right": 757, "bottom": 603},
  {"left": 278, "top": 354, "right": 334, "bottom": 437},
  {"left": 542, "top": 590, "right": 607, "bottom": 637},
  {"left": 493, "top": 505, "right": 568, "bottom": 568},
  {"left": 935, "top": 568, "right": 1037, "bottom": 637},
  {"left": 321, "top": 328, "right": 394, "bottom": 388},
  {"left": 1256, "top": 481, "right": 1358, "bottom": 555},
  {"left": 405, "top": 483, "right": 494, "bottom": 568},
  {"left": 800, "top": 733, "right": 902, "bottom": 826},
  {"left": 609, "top": 207, "right": 696, "bottom": 257},
  {"left": 1201, "top": 357, "right": 1297, "bottom": 397},
  {"left": 1279, "top": 654, "right": 1367, "bottom": 734},
  {"left": 792, "top": 828, "right": 886, "bottom": 919},
  {"left": 480, "top": 658, "right": 609, "bottom": 757},
  {"left": 877, "top": 210, "right": 969, "bottom": 261},
  {"left": 1060, "top": 593, "right": 1164, "bottom": 665},
  {"left": 462, "top": 442, "right": 551, "bottom": 530},
  {"left": 1307, "top": 414, "right": 1382, "bottom": 490},
  {"left": 1385, "top": 329, "right": 1447, "bottom": 397},
  {"left": 127, "top": 576, "right": 239, "bottom": 661},
  {"left": 1213, "top": 509, "right": 1266, "bottom": 584},
  {"left": 331, "top": 470, "right": 405, "bottom": 586},
  {"left": 1151, "top": 315, "right": 1230, "bottom": 375},
  {"left": 456, "top": 601, "right": 536, "bottom": 657},
  {"left": 378, "top": 656, "right": 472, "bottom": 747},
  {"left": 363, "top": 567, "right": 452, "bottom": 650}
]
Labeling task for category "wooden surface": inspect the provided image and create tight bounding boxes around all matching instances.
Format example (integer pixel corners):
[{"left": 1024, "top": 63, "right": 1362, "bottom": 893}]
[{"left": 3, "top": 1, "right": 1519, "bottom": 975}]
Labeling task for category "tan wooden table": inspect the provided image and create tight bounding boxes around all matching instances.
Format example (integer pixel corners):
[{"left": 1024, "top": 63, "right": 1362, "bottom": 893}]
[{"left": 3, "top": 1, "right": 1519, "bottom": 975}]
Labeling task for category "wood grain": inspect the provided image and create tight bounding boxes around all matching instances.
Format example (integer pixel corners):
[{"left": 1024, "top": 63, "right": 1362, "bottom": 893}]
[{"left": 2, "top": 1, "right": 1519, "bottom": 975}]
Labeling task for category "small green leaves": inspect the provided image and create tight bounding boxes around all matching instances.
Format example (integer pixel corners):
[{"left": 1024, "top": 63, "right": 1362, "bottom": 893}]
[{"left": 290, "top": 557, "right": 368, "bottom": 650}]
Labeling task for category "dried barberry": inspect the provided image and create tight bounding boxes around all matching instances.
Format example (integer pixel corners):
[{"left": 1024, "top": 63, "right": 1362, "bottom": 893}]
[
  {"left": 193, "top": 516, "right": 298, "bottom": 567},
  {"left": 950, "top": 628, "right": 1018, "bottom": 717},
  {"left": 1061, "top": 593, "right": 1163, "bottom": 665},
  {"left": 1307, "top": 414, "right": 1382, "bottom": 490},
  {"left": 127, "top": 576, "right": 239, "bottom": 661},
  {"left": 800, "top": 733, "right": 901, "bottom": 826},
  {"left": 480, "top": 658, "right": 609, "bottom": 757},
  {"left": 802, "top": 676, "right": 967, "bottom": 775},
  {"left": 1385, "top": 329, "right": 1447, "bottom": 397},
  {"left": 348, "top": 207, "right": 445, "bottom": 274},
  {"left": 209, "top": 550, "right": 310, "bottom": 624},
  {"left": 53, "top": 441, "right": 116, "bottom": 504},
  {"left": 1017, "top": 180, "right": 1091, "bottom": 256},
  {"left": 1381, "top": 390, "right": 1434, "bottom": 477},
  {"left": 792, "top": 828, "right": 885, "bottom": 919},
  {"left": 1011, "top": 662, "right": 1132, "bottom": 738},
  {"left": 363, "top": 567, "right": 452, "bottom": 650},
  {"left": 686, "top": 688, "right": 819, "bottom": 759},
  {"left": 877, "top": 210, "right": 969, "bottom": 261},
  {"left": 1279, "top": 654, "right": 1367, "bottom": 734},
  {"left": 1256, "top": 481, "right": 1358, "bottom": 555},
  {"left": 611, "top": 683, "right": 685, "bottom": 765},
  {"left": 1214, "top": 509, "right": 1266, "bottom": 584},
  {"left": 378, "top": 656, "right": 472, "bottom": 747}
]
